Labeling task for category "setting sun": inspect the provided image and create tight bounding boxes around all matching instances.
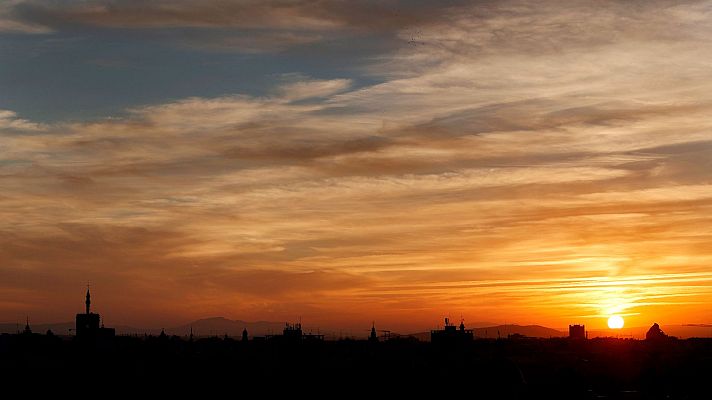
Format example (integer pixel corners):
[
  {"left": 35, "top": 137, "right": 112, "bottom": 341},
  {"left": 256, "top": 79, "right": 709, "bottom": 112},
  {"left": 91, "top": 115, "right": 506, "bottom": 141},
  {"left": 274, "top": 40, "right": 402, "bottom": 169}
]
[{"left": 608, "top": 315, "right": 625, "bottom": 329}]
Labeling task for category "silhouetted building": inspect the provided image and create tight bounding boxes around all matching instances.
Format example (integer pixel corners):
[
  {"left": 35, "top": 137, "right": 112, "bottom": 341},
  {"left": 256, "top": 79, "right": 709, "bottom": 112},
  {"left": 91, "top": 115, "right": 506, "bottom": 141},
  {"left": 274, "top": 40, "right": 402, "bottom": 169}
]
[
  {"left": 568, "top": 324, "right": 586, "bottom": 339},
  {"left": 75, "top": 286, "right": 115, "bottom": 340},
  {"left": 242, "top": 328, "right": 248, "bottom": 342},
  {"left": 22, "top": 317, "right": 32, "bottom": 335},
  {"left": 369, "top": 323, "right": 378, "bottom": 342},
  {"left": 283, "top": 322, "right": 302, "bottom": 340},
  {"left": 268, "top": 322, "right": 324, "bottom": 343},
  {"left": 431, "top": 318, "right": 473, "bottom": 344},
  {"left": 507, "top": 333, "right": 530, "bottom": 340},
  {"left": 646, "top": 323, "right": 668, "bottom": 340}
]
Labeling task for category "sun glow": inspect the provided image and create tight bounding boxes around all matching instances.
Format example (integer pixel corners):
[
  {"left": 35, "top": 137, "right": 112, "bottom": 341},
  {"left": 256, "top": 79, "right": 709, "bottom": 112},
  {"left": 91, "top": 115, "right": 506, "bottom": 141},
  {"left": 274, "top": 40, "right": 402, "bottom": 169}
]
[{"left": 607, "top": 315, "right": 624, "bottom": 329}]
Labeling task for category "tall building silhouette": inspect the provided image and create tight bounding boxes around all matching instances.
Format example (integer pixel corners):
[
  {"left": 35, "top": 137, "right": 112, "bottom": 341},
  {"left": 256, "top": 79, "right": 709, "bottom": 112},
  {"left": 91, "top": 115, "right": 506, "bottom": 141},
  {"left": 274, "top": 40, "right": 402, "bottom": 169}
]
[
  {"left": 75, "top": 286, "right": 115, "bottom": 339},
  {"left": 369, "top": 323, "right": 378, "bottom": 342},
  {"left": 22, "top": 317, "right": 32, "bottom": 335},
  {"left": 568, "top": 324, "right": 586, "bottom": 339}
]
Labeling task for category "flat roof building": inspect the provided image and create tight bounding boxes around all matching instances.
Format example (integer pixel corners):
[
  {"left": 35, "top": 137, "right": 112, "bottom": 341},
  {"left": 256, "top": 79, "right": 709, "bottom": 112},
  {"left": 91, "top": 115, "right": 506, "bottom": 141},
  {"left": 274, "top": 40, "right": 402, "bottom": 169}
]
[
  {"left": 568, "top": 324, "right": 586, "bottom": 339},
  {"left": 431, "top": 318, "right": 474, "bottom": 344}
]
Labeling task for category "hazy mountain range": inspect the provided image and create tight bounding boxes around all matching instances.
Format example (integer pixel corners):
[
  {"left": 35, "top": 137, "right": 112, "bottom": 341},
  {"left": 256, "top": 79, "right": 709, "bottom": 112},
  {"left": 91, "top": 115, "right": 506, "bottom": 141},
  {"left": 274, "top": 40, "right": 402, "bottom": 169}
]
[
  {"left": 407, "top": 324, "right": 566, "bottom": 341},
  {"left": 2, "top": 317, "right": 710, "bottom": 339}
]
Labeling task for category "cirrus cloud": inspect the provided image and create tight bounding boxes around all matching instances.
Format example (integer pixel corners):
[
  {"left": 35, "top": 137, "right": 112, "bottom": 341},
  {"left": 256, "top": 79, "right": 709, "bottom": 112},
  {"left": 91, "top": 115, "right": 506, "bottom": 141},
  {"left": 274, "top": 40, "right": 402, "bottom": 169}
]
[{"left": 2, "top": 0, "right": 712, "bottom": 330}]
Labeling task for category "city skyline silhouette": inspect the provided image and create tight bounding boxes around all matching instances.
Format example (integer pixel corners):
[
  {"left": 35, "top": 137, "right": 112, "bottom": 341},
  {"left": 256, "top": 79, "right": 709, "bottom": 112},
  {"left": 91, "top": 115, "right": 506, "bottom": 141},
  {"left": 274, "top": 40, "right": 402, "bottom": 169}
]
[
  {"left": 2, "top": 0, "right": 712, "bottom": 396},
  {"left": 5, "top": 287, "right": 711, "bottom": 341},
  {"left": 3, "top": 286, "right": 711, "bottom": 399}
]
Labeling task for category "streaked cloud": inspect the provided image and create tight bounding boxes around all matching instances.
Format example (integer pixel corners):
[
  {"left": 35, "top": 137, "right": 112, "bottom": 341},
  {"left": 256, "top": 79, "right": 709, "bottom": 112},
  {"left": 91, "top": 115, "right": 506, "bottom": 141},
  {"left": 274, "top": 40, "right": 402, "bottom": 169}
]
[
  {"left": 0, "top": 0, "right": 50, "bottom": 33},
  {"left": 2, "top": 0, "right": 462, "bottom": 52},
  {"left": 0, "top": 110, "right": 46, "bottom": 131},
  {"left": 5, "top": 0, "right": 454, "bottom": 30},
  {"left": 1, "top": 0, "right": 712, "bottom": 330}
]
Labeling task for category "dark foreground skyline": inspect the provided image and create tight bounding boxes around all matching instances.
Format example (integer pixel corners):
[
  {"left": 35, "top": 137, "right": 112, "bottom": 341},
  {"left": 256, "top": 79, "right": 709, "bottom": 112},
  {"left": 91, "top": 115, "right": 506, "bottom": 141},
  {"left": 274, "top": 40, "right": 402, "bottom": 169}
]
[
  {"left": 4, "top": 287, "right": 711, "bottom": 398},
  {"left": 4, "top": 319, "right": 712, "bottom": 399},
  {"left": 5, "top": 287, "right": 712, "bottom": 340}
]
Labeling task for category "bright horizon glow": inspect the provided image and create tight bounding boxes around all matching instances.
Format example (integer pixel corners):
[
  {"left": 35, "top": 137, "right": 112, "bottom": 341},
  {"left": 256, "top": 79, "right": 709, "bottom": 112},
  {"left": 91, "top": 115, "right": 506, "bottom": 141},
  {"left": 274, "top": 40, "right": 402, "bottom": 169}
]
[{"left": 608, "top": 315, "right": 625, "bottom": 330}]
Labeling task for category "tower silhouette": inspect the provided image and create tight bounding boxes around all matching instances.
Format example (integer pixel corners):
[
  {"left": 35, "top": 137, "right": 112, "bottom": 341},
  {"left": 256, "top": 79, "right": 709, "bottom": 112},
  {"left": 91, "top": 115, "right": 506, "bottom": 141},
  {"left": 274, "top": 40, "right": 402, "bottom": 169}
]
[
  {"left": 75, "top": 285, "right": 115, "bottom": 340},
  {"left": 85, "top": 285, "right": 91, "bottom": 315},
  {"left": 23, "top": 317, "right": 32, "bottom": 334}
]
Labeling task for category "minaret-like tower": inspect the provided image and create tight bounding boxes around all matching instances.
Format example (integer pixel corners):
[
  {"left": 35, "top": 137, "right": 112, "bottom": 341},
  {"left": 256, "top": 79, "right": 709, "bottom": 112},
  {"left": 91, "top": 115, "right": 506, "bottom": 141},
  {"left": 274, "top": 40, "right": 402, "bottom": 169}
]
[
  {"left": 23, "top": 316, "right": 32, "bottom": 334},
  {"left": 76, "top": 285, "right": 107, "bottom": 339},
  {"left": 85, "top": 286, "right": 91, "bottom": 315}
]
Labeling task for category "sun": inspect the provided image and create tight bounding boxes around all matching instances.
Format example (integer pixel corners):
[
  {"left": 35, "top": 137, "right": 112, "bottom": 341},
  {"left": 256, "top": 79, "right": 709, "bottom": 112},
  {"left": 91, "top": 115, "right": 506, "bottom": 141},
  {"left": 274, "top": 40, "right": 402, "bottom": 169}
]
[{"left": 608, "top": 315, "right": 624, "bottom": 329}]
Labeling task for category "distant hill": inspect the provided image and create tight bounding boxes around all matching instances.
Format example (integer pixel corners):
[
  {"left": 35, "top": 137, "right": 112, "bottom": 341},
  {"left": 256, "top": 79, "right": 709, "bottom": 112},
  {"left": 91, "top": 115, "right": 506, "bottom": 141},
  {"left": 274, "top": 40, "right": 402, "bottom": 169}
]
[
  {"left": 5, "top": 318, "right": 709, "bottom": 340},
  {"left": 167, "top": 317, "right": 286, "bottom": 337},
  {"left": 475, "top": 324, "right": 566, "bottom": 338},
  {"left": 463, "top": 321, "right": 500, "bottom": 328},
  {"left": 0, "top": 317, "right": 287, "bottom": 337},
  {"left": 408, "top": 324, "right": 566, "bottom": 341},
  {"left": 0, "top": 321, "right": 74, "bottom": 335},
  {"left": 0, "top": 321, "right": 148, "bottom": 336},
  {"left": 586, "top": 324, "right": 712, "bottom": 339}
]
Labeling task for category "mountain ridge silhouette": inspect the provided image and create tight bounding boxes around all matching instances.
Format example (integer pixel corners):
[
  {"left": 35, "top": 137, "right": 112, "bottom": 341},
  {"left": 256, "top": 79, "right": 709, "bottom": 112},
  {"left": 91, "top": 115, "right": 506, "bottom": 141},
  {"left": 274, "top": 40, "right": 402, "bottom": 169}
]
[{"left": 3, "top": 318, "right": 711, "bottom": 338}]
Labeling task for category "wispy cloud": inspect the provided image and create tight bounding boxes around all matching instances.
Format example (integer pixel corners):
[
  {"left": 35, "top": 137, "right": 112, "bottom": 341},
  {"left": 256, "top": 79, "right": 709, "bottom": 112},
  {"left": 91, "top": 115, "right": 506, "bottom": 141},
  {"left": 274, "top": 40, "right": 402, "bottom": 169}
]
[
  {"left": 2, "top": 0, "right": 712, "bottom": 329},
  {"left": 0, "top": 110, "right": 46, "bottom": 131},
  {"left": 0, "top": 0, "right": 51, "bottom": 33},
  {"left": 2, "top": 0, "right": 461, "bottom": 52},
  {"left": 6, "top": 0, "right": 453, "bottom": 30}
]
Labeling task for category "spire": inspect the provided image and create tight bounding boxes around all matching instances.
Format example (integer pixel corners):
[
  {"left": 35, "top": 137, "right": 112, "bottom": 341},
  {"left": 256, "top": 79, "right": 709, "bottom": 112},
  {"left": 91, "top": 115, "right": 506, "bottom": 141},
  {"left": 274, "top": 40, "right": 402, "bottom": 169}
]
[
  {"left": 85, "top": 284, "right": 91, "bottom": 315},
  {"left": 23, "top": 316, "right": 32, "bottom": 334}
]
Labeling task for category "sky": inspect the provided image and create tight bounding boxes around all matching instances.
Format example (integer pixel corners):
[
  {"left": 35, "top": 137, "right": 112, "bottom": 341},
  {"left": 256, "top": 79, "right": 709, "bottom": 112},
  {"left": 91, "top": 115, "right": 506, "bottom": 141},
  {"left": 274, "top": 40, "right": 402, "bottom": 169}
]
[{"left": 1, "top": 0, "right": 712, "bottom": 332}]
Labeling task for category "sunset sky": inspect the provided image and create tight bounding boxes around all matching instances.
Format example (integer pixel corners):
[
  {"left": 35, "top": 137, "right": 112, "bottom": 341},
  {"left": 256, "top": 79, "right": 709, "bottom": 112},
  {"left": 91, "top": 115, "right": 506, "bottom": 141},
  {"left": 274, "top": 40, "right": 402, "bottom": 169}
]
[{"left": 2, "top": 0, "right": 712, "bottom": 332}]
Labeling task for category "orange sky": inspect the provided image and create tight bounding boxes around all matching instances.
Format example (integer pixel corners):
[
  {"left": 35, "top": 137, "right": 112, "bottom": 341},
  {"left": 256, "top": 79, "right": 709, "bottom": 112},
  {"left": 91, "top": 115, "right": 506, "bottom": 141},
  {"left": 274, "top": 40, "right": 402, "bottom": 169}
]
[{"left": 1, "top": 0, "right": 712, "bottom": 332}]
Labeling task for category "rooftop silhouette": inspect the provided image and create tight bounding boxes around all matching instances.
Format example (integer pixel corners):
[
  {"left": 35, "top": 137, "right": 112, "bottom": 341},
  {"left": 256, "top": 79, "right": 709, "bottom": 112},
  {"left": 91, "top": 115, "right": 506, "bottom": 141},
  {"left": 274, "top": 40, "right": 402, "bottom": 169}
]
[
  {"left": 430, "top": 317, "right": 473, "bottom": 345},
  {"left": 2, "top": 287, "right": 711, "bottom": 398},
  {"left": 568, "top": 324, "right": 587, "bottom": 340}
]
